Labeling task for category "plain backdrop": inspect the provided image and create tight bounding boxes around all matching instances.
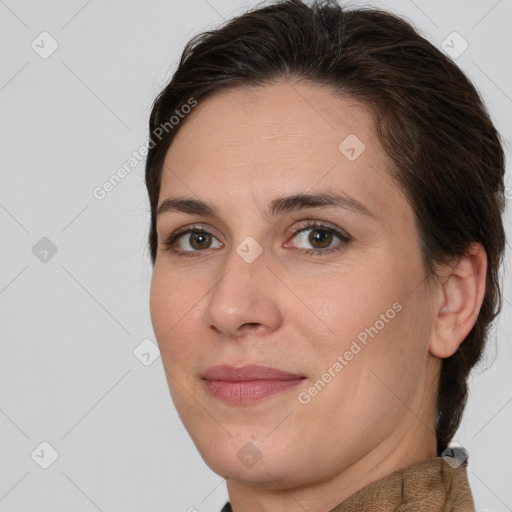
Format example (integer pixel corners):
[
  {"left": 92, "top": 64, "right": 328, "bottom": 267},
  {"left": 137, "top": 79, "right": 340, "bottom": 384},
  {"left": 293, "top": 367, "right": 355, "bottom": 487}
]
[{"left": 0, "top": 0, "right": 511, "bottom": 511}]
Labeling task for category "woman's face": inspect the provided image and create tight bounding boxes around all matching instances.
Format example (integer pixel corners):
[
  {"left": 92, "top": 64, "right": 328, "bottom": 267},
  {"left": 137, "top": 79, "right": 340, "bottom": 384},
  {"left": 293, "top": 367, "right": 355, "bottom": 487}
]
[{"left": 150, "top": 80, "right": 440, "bottom": 489}]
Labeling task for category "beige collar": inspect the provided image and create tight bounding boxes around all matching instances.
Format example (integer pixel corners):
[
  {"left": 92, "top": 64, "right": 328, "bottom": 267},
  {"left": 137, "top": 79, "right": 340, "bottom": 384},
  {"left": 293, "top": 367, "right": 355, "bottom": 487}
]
[
  {"left": 221, "top": 454, "right": 475, "bottom": 512},
  {"left": 331, "top": 456, "right": 475, "bottom": 512}
]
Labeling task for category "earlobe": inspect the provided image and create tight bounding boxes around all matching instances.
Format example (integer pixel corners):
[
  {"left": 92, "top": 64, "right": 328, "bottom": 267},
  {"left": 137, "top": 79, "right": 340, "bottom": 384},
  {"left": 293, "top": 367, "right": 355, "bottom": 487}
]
[{"left": 429, "top": 242, "right": 487, "bottom": 359}]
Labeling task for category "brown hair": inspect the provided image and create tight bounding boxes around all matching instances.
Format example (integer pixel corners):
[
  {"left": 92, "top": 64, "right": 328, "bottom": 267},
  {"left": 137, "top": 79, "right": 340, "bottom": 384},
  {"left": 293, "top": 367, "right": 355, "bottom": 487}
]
[{"left": 144, "top": 0, "right": 506, "bottom": 455}]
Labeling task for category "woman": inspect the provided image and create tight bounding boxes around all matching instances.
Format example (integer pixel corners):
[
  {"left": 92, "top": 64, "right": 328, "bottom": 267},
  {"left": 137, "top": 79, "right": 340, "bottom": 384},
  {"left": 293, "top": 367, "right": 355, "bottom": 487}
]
[{"left": 144, "top": 0, "right": 506, "bottom": 510}]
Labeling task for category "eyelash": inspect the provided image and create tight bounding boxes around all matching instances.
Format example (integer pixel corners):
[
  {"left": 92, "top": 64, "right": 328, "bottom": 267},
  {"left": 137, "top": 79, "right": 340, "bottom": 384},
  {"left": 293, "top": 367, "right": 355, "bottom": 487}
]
[{"left": 159, "top": 220, "right": 352, "bottom": 258}]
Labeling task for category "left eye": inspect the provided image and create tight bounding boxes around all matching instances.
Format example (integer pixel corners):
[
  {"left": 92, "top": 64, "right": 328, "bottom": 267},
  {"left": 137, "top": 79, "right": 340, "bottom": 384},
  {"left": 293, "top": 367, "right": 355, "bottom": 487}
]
[{"left": 284, "top": 221, "right": 351, "bottom": 255}]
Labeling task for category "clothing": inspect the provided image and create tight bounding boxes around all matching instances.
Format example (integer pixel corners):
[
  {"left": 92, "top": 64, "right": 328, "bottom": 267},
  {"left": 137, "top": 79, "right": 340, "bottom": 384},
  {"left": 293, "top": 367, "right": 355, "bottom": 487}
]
[{"left": 220, "top": 452, "right": 475, "bottom": 511}]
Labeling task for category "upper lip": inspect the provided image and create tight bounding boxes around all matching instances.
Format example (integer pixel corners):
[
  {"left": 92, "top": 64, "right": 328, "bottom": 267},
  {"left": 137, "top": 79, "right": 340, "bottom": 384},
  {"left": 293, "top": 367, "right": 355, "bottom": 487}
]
[{"left": 202, "top": 364, "right": 305, "bottom": 381}]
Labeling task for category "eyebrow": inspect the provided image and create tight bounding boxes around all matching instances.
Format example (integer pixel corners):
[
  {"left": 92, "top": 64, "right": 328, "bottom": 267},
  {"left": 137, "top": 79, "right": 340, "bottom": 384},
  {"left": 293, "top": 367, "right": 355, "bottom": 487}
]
[{"left": 156, "top": 190, "right": 376, "bottom": 220}]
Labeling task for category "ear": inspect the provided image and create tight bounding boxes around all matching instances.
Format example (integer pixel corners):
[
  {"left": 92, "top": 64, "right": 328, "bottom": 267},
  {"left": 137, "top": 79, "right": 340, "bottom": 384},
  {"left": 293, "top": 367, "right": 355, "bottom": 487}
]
[{"left": 429, "top": 242, "right": 487, "bottom": 359}]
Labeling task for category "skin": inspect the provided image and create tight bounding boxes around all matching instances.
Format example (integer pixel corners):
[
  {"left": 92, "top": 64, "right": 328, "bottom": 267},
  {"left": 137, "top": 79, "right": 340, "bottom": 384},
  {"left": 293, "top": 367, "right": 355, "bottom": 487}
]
[{"left": 149, "top": 80, "right": 487, "bottom": 512}]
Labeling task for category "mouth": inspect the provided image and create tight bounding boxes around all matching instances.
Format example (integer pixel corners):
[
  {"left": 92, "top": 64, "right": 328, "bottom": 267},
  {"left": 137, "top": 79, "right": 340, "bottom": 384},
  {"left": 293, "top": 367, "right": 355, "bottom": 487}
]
[{"left": 201, "top": 364, "right": 306, "bottom": 404}]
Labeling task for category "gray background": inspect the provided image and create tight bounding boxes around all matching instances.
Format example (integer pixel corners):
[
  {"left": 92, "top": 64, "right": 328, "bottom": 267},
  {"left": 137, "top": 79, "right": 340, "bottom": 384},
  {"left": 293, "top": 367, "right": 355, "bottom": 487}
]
[{"left": 0, "top": 0, "right": 511, "bottom": 510}]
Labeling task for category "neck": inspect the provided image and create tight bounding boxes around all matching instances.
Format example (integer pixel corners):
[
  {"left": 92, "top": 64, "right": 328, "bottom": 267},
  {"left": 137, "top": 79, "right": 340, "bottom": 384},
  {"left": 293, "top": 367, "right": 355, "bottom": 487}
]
[{"left": 226, "top": 418, "right": 438, "bottom": 512}]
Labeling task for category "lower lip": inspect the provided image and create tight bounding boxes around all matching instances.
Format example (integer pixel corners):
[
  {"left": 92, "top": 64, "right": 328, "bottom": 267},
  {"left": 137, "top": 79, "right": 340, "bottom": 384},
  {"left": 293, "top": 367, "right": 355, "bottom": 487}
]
[{"left": 203, "top": 378, "right": 304, "bottom": 404}]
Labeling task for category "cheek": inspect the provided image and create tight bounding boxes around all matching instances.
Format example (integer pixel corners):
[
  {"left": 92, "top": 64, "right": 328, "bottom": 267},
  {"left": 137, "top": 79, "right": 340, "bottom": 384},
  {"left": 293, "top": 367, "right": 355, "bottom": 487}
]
[
  {"left": 304, "top": 308, "right": 427, "bottom": 445},
  {"left": 305, "top": 260, "right": 425, "bottom": 400},
  {"left": 304, "top": 264, "right": 396, "bottom": 350},
  {"left": 149, "top": 267, "right": 204, "bottom": 362}
]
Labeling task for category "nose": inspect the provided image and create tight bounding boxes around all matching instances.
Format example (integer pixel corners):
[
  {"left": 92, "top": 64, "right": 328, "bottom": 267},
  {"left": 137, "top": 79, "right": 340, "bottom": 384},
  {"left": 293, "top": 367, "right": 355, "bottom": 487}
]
[{"left": 202, "top": 244, "right": 282, "bottom": 339}]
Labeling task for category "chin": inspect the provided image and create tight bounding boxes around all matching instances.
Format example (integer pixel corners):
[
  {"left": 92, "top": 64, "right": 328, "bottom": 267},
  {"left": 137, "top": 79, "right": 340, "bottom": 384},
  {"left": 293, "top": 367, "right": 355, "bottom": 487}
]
[{"left": 190, "top": 426, "right": 303, "bottom": 485}]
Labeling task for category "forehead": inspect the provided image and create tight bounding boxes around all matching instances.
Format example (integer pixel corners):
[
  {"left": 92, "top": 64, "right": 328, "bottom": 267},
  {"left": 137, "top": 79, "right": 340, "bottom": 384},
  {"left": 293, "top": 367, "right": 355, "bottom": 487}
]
[
  {"left": 160, "top": 80, "right": 407, "bottom": 218},
  {"left": 169, "top": 81, "right": 375, "bottom": 154}
]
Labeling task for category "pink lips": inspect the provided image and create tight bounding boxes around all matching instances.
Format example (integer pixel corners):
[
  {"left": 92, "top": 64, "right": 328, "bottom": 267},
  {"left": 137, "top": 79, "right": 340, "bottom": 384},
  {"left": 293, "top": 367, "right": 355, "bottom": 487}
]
[{"left": 202, "top": 364, "right": 305, "bottom": 404}]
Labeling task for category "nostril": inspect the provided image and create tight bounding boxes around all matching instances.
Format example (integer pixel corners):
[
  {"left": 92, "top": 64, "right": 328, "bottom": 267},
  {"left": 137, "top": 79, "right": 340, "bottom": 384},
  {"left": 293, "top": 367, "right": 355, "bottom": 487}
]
[
  {"left": 238, "top": 322, "right": 262, "bottom": 334},
  {"left": 239, "top": 322, "right": 261, "bottom": 332}
]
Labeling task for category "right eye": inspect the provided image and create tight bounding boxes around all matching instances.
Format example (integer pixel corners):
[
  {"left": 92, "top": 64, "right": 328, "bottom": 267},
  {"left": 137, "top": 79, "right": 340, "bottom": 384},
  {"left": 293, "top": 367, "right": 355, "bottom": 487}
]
[{"left": 160, "top": 224, "right": 223, "bottom": 257}]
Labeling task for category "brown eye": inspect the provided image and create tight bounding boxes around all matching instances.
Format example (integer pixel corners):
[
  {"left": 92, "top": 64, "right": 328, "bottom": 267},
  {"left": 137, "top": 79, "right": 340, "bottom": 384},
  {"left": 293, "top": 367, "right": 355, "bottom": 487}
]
[
  {"left": 286, "top": 221, "right": 351, "bottom": 255},
  {"left": 308, "top": 229, "right": 334, "bottom": 249},
  {"left": 161, "top": 226, "right": 223, "bottom": 256},
  {"left": 188, "top": 232, "right": 213, "bottom": 250}
]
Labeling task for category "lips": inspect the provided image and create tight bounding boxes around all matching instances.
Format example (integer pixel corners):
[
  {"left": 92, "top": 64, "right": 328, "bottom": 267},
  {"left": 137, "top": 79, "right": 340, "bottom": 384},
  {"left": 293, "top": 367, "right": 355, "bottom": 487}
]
[
  {"left": 202, "top": 364, "right": 305, "bottom": 404},
  {"left": 202, "top": 364, "right": 304, "bottom": 381}
]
